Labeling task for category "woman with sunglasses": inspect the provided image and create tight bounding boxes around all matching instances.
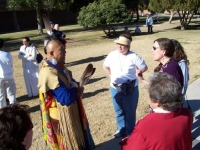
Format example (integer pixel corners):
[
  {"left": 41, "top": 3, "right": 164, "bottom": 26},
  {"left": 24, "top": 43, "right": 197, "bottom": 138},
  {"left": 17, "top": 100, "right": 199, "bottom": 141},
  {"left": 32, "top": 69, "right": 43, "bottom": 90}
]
[{"left": 137, "top": 38, "right": 183, "bottom": 88}]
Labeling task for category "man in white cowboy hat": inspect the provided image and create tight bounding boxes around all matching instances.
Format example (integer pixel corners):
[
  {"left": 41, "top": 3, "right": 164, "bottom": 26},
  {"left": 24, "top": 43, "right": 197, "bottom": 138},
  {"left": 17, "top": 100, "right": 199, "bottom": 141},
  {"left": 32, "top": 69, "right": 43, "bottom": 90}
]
[{"left": 103, "top": 33, "right": 148, "bottom": 138}]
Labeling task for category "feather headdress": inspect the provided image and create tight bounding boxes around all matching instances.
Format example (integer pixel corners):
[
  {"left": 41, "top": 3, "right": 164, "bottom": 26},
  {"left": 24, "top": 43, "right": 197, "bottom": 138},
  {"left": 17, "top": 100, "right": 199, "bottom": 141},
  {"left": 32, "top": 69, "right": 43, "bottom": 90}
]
[{"left": 42, "top": 14, "right": 53, "bottom": 36}]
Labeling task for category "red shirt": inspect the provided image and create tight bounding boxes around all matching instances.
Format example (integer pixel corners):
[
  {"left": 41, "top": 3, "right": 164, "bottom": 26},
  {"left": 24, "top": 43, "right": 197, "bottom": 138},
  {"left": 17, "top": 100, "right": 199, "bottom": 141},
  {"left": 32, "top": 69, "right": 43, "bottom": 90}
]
[{"left": 121, "top": 108, "right": 193, "bottom": 150}]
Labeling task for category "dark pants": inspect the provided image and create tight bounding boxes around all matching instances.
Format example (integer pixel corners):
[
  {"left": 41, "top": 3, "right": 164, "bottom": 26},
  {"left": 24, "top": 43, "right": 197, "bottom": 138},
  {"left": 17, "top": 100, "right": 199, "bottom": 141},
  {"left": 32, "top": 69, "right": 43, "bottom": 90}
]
[{"left": 148, "top": 25, "right": 153, "bottom": 33}]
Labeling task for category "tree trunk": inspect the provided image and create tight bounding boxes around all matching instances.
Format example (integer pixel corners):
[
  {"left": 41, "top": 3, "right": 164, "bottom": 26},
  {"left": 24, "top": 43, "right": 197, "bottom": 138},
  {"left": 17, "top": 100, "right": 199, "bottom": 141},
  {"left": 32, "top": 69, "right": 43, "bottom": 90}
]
[
  {"left": 181, "top": 24, "right": 186, "bottom": 30},
  {"left": 13, "top": 11, "right": 19, "bottom": 31},
  {"left": 36, "top": 8, "right": 43, "bottom": 34},
  {"left": 135, "top": 5, "right": 139, "bottom": 22},
  {"left": 169, "top": 11, "right": 177, "bottom": 23},
  {"left": 177, "top": 10, "right": 194, "bottom": 30},
  {"left": 47, "top": 10, "right": 50, "bottom": 18},
  {"left": 101, "top": 24, "right": 117, "bottom": 38}
]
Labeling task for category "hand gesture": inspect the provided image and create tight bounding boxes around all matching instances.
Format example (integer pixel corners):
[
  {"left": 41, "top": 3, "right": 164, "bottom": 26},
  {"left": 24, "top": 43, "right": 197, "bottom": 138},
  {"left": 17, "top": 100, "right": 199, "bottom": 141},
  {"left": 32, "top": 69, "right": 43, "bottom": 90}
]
[
  {"left": 135, "top": 67, "right": 144, "bottom": 81},
  {"left": 77, "top": 86, "right": 84, "bottom": 96}
]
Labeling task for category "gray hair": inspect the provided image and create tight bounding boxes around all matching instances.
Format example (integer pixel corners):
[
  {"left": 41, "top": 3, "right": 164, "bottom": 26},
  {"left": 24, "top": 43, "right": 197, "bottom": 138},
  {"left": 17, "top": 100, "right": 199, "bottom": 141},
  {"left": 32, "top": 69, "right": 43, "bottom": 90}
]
[{"left": 148, "top": 72, "right": 182, "bottom": 110}]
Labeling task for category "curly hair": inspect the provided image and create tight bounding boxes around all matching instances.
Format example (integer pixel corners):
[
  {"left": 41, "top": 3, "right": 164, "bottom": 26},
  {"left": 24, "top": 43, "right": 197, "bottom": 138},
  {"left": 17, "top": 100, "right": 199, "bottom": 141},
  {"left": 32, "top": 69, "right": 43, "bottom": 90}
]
[
  {"left": 0, "top": 104, "right": 33, "bottom": 150},
  {"left": 171, "top": 39, "right": 189, "bottom": 65},
  {"left": 148, "top": 72, "right": 182, "bottom": 110}
]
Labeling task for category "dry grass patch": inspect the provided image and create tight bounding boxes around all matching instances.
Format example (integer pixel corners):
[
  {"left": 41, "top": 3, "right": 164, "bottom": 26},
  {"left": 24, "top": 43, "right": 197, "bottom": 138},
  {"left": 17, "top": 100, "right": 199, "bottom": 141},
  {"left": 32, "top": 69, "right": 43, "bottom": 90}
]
[{"left": 2, "top": 20, "right": 200, "bottom": 149}]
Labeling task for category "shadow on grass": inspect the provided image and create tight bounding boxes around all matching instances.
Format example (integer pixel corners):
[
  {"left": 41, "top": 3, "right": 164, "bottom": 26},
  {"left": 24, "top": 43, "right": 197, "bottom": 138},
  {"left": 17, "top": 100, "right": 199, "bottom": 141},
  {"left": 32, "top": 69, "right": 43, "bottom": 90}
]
[
  {"left": 17, "top": 95, "right": 39, "bottom": 102},
  {"left": 5, "top": 38, "right": 44, "bottom": 52},
  {"left": 67, "top": 55, "right": 107, "bottom": 67},
  {"left": 61, "top": 26, "right": 103, "bottom": 34},
  {"left": 83, "top": 88, "right": 108, "bottom": 99},
  {"left": 173, "top": 24, "right": 200, "bottom": 30},
  {"left": 4, "top": 16, "right": 197, "bottom": 52},
  {"left": 95, "top": 137, "right": 122, "bottom": 150},
  {"left": 28, "top": 104, "right": 40, "bottom": 113},
  {"left": 87, "top": 77, "right": 106, "bottom": 85},
  {"left": 3, "top": 34, "right": 44, "bottom": 42}
]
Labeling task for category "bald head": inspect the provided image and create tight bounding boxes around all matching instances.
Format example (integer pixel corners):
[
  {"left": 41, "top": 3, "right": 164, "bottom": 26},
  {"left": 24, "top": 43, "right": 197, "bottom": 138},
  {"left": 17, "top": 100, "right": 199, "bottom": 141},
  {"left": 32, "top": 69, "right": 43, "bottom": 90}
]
[
  {"left": 46, "top": 40, "right": 66, "bottom": 64},
  {"left": 46, "top": 40, "right": 61, "bottom": 54}
]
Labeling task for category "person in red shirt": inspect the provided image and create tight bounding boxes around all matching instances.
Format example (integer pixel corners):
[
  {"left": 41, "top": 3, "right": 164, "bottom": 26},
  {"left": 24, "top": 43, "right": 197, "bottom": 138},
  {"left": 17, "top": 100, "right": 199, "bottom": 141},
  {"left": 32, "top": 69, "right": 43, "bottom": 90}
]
[{"left": 121, "top": 72, "right": 193, "bottom": 150}]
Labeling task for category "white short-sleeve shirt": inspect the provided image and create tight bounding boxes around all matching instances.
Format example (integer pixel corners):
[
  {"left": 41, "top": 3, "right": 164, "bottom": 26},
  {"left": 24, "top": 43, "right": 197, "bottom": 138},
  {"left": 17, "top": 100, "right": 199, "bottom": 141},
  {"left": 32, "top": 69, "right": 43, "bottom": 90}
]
[
  {"left": 0, "top": 51, "right": 14, "bottom": 79},
  {"left": 103, "top": 50, "right": 147, "bottom": 88}
]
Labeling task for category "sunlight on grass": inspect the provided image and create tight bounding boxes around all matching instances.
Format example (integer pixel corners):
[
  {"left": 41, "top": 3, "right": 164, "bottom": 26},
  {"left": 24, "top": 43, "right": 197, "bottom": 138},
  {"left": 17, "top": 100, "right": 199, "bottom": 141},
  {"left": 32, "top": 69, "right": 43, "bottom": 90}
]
[{"left": 1, "top": 18, "right": 200, "bottom": 149}]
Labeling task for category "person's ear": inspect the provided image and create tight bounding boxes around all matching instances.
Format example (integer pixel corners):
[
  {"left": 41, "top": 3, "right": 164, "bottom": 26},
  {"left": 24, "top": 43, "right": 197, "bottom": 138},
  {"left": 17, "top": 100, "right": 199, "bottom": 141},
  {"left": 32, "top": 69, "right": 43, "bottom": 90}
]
[
  {"left": 162, "top": 50, "right": 166, "bottom": 55},
  {"left": 157, "top": 102, "right": 162, "bottom": 107},
  {"left": 50, "top": 50, "right": 54, "bottom": 56}
]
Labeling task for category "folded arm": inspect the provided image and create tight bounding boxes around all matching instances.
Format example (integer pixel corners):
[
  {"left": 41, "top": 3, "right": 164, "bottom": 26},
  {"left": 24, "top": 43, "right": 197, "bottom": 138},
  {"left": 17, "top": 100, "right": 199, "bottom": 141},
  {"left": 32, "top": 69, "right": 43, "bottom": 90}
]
[{"left": 50, "top": 81, "right": 78, "bottom": 106}]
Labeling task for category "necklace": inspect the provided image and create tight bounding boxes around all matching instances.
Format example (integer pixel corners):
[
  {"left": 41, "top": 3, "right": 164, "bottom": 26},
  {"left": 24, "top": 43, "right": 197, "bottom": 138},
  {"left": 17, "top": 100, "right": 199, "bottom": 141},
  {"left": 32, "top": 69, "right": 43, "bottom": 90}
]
[
  {"left": 160, "top": 58, "right": 173, "bottom": 72},
  {"left": 119, "top": 53, "right": 127, "bottom": 71}
]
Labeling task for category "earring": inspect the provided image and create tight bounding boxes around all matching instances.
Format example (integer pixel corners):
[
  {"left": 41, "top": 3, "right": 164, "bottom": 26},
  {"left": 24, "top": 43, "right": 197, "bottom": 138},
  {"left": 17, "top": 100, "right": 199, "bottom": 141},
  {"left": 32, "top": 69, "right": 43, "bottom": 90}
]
[{"left": 50, "top": 58, "right": 58, "bottom": 65}]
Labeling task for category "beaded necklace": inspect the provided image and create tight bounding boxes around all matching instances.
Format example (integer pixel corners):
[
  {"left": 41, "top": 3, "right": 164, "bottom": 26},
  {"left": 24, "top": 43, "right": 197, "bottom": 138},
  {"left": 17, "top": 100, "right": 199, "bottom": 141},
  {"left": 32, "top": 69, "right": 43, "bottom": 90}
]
[{"left": 160, "top": 58, "right": 173, "bottom": 72}]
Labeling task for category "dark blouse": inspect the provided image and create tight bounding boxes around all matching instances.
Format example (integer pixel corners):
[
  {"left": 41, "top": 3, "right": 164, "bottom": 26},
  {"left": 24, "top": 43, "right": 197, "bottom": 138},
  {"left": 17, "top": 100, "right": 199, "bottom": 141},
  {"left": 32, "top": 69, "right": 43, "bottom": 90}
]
[{"left": 160, "top": 59, "right": 184, "bottom": 87}]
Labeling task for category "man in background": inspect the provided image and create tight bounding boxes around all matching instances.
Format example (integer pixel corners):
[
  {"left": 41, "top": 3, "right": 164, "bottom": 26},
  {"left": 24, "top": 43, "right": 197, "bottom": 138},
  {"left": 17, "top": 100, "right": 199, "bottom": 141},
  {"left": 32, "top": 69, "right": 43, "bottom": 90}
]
[
  {"left": 146, "top": 14, "right": 153, "bottom": 33},
  {"left": 0, "top": 39, "right": 16, "bottom": 108}
]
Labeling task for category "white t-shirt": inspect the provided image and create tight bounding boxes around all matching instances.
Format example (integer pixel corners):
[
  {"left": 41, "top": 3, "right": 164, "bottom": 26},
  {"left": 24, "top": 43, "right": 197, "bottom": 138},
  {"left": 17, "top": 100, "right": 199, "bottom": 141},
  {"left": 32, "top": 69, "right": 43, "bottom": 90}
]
[
  {"left": 0, "top": 50, "right": 14, "bottom": 79},
  {"left": 103, "top": 50, "right": 147, "bottom": 88}
]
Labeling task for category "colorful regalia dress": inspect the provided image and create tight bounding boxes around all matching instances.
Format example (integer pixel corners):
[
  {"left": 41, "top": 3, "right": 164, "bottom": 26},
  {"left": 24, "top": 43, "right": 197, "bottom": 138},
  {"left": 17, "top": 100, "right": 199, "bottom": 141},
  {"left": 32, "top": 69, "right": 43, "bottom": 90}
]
[{"left": 38, "top": 60, "right": 95, "bottom": 150}]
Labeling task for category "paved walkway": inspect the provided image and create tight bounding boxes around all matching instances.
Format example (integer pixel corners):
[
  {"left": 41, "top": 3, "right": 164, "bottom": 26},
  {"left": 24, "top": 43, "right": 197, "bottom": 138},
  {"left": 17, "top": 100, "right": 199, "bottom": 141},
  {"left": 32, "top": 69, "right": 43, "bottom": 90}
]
[
  {"left": 186, "top": 78, "right": 200, "bottom": 150},
  {"left": 96, "top": 78, "right": 200, "bottom": 150}
]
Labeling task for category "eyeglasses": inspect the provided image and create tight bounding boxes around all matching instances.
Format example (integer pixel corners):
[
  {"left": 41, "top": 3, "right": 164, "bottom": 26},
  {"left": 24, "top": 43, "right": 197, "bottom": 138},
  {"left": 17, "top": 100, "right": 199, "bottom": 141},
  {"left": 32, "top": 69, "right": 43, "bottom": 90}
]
[{"left": 152, "top": 46, "right": 160, "bottom": 50}]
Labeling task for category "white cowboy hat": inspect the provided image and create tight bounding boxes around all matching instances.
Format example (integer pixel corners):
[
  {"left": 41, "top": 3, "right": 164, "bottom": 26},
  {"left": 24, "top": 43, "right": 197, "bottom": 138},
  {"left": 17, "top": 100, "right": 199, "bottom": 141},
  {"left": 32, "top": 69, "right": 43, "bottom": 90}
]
[{"left": 114, "top": 36, "right": 131, "bottom": 46}]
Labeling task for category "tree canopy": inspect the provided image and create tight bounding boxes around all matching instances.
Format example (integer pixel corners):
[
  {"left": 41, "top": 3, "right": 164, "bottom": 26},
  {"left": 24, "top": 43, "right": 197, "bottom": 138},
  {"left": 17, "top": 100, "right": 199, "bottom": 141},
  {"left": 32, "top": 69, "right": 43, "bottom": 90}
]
[
  {"left": 77, "top": 0, "right": 132, "bottom": 37},
  {"left": 8, "top": 0, "right": 68, "bottom": 34},
  {"left": 149, "top": 0, "right": 172, "bottom": 13},
  {"left": 149, "top": 0, "right": 200, "bottom": 29},
  {"left": 8, "top": 0, "right": 67, "bottom": 11},
  {"left": 78, "top": 0, "right": 131, "bottom": 27},
  {"left": 138, "top": 0, "right": 149, "bottom": 11}
]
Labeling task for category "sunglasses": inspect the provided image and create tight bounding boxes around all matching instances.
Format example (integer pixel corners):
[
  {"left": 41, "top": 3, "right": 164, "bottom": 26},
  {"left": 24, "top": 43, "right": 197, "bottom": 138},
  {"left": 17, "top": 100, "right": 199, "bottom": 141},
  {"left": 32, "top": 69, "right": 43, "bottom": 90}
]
[{"left": 152, "top": 46, "right": 160, "bottom": 50}]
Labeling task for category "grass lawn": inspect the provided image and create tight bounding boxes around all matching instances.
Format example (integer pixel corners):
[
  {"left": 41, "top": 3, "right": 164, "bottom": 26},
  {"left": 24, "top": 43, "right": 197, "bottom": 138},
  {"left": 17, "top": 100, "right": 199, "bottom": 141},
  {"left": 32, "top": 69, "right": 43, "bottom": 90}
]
[{"left": 0, "top": 17, "right": 200, "bottom": 149}]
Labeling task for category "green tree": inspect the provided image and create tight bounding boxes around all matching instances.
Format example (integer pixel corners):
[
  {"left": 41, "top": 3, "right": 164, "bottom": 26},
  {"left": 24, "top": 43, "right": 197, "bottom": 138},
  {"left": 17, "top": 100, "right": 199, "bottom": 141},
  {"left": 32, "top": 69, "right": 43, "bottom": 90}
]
[
  {"left": 138, "top": 0, "right": 149, "bottom": 13},
  {"left": 68, "top": 0, "right": 95, "bottom": 13},
  {"left": 8, "top": 0, "right": 68, "bottom": 34},
  {"left": 149, "top": 0, "right": 200, "bottom": 30},
  {"left": 122, "top": 0, "right": 140, "bottom": 21},
  {"left": 77, "top": 0, "right": 132, "bottom": 37}
]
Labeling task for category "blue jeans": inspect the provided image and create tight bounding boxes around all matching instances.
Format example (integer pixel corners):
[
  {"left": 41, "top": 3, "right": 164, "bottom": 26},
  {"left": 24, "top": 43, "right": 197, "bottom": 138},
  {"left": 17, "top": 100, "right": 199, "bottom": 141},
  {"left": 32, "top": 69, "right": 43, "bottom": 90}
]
[{"left": 110, "top": 85, "right": 139, "bottom": 136}]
